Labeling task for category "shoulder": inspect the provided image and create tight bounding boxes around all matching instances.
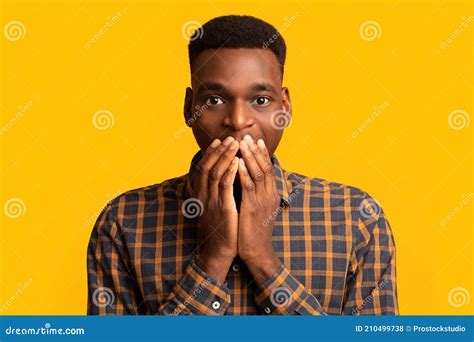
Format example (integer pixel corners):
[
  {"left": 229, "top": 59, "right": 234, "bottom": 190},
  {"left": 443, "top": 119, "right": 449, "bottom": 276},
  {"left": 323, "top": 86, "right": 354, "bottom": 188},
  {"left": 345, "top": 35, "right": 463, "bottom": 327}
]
[
  {"left": 96, "top": 174, "right": 187, "bottom": 223},
  {"left": 286, "top": 169, "right": 370, "bottom": 203},
  {"left": 111, "top": 175, "right": 186, "bottom": 205},
  {"left": 285, "top": 170, "right": 392, "bottom": 240}
]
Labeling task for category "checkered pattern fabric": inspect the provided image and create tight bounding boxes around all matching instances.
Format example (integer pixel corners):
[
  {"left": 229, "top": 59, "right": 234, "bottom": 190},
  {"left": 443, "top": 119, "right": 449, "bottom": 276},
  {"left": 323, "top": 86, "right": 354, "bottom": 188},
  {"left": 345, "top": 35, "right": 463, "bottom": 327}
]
[{"left": 87, "top": 150, "right": 398, "bottom": 315}]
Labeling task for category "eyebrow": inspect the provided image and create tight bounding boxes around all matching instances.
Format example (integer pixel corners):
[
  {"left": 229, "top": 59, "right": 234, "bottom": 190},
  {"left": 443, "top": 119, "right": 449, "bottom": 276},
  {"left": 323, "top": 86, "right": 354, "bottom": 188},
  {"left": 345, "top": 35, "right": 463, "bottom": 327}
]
[
  {"left": 196, "top": 82, "right": 277, "bottom": 95},
  {"left": 196, "top": 82, "right": 225, "bottom": 95},
  {"left": 250, "top": 82, "right": 276, "bottom": 93}
]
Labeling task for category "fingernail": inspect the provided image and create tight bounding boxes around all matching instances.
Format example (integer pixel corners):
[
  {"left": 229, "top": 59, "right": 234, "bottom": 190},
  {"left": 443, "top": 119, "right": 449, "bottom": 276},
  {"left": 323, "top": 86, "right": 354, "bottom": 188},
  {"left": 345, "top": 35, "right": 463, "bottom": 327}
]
[
  {"left": 257, "top": 139, "right": 265, "bottom": 149},
  {"left": 210, "top": 139, "right": 221, "bottom": 148},
  {"left": 244, "top": 135, "right": 253, "bottom": 144},
  {"left": 223, "top": 136, "right": 234, "bottom": 145}
]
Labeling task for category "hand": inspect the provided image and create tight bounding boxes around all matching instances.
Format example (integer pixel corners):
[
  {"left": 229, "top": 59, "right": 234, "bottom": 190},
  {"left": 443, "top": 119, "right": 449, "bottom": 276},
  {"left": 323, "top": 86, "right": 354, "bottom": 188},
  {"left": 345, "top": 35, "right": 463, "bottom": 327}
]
[
  {"left": 237, "top": 135, "right": 282, "bottom": 286},
  {"left": 193, "top": 136, "right": 240, "bottom": 283}
]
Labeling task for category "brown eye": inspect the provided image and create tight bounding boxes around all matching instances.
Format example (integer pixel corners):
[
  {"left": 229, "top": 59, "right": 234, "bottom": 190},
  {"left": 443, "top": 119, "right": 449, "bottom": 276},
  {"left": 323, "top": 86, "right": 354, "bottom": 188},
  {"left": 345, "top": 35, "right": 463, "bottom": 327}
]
[
  {"left": 253, "top": 96, "right": 270, "bottom": 106},
  {"left": 205, "top": 96, "right": 224, "bottom": 106}
]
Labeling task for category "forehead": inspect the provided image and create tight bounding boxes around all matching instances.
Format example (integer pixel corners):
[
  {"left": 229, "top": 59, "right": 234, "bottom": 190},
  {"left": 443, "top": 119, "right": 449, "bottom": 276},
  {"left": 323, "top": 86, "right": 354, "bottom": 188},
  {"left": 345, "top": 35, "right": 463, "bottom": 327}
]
[{"left": 191, "top": 48, "right": 282, "bottom": 88}]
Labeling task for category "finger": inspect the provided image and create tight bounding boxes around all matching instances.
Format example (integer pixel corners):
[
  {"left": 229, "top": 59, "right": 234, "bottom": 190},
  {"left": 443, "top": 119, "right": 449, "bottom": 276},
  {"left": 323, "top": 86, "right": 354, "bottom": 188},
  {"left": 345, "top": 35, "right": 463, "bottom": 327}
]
[
  {"left": 218, "top": 156, "right": 239, "bottom": 209},
  {"left": 243, "top": 135, "right": 275, "bottom": 193},
  {"left": 239, "top": 137, "right": 265, "bottom": 190},
  {"left": 238, "top": 157, "right": 256, "bottom": 203},
  {"left": 194, "top": 136, "right": 233, "bottom": 197},
  {"left": 208, "top": 140, "right": 239, "bottom": 200},
  {"left": 255, "top": 138, "right": 277, "bottom": 194}
]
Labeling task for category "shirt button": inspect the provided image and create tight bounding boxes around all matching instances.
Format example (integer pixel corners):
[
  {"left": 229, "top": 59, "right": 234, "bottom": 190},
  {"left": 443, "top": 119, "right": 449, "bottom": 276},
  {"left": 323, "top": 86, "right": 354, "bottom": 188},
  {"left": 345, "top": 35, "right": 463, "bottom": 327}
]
[
  {"left": 212, "top": 301, "right": 221, "bottom": 310},
  {"left": 264, "top": 307, "right": 271, "bottom": 314},
  {"left": 232, "top": 264, "right": 240, "bottom": 272}
]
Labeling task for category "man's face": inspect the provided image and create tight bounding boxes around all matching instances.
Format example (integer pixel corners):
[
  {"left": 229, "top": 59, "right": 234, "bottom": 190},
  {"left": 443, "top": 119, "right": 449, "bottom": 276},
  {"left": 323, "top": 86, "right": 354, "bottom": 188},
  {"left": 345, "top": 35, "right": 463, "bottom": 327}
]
[{"left": 184, "top": 48, "right": 291, "bottom": 157}]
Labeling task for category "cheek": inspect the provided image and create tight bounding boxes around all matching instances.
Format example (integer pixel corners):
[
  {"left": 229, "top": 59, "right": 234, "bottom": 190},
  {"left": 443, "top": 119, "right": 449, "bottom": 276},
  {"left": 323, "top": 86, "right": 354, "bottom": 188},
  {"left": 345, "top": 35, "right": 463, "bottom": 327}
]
[
  {"left": 192, "top": 124, "right": 211, "bottom": 150},
  {"left": 199, "top": 110, "right": 224, "bottom": 124},
  {"left": 266, "top": 130, "right": 283, "bottom": 155},
  {"left": 194, "top": 113, "right": 219, "bottom": 133},
  {"left": 256, "top": 118, "right": 284, "bottom": 155},
  {"left": 191, "top": 114, "right": 224, "bottom": 149}
]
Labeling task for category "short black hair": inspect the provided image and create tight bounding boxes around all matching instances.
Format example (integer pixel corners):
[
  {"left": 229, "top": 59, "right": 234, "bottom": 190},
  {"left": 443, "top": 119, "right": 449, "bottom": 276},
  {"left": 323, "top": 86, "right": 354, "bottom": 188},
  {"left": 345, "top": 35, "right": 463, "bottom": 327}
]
[{"left": 188, "top": 15, "right": 286, "bottom": 77}]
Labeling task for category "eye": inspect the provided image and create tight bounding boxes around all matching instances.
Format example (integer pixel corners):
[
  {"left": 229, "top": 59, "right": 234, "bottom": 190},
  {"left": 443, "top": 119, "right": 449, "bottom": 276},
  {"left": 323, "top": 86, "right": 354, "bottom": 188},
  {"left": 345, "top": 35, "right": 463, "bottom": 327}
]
[
  {"left": 205, "top": 96, "right": 224, "bottom": 106},
  {"left": 253, "top": 96, "right": 271, "bottom": 106}
]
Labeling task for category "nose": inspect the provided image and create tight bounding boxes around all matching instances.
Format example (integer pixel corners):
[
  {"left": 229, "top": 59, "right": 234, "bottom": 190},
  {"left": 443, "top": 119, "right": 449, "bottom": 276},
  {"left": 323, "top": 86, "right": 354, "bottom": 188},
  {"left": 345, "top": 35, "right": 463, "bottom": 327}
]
[{"left": 223, "top": 100, "right": 255, "bottom": 131}]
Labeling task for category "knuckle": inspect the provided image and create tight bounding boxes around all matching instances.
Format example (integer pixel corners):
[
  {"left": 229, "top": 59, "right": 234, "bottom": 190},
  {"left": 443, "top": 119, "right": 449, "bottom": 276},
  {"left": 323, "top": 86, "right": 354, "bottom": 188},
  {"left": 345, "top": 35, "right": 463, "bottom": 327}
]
[
  {"left": 244, "top": 181, "right": 255, "bottom": 191},
  {"left": 219, "top": 177, "right": 229, "bottom": 189},
  {"left": 246, "top": 206, "right": 256, "bottom": 215},
  {"left": 224, "top": 148, "right": 236, "bottom": 159},
  {"left": 195, "top": 164, "right": 203, "bottom": 174},
  {"left": 215, "top": 145, "right": 226, "bottom": 154},
  {"left": 209, "top": 169, "right": 220, "bottom": 182},
  {"left": 254, "top": 171, "right": 264, "bottom": 182},
  {"left": 263, "top": 163, "right": 274, "bottom": 175},
  {"left": 196, "top": 163, "right": 210, "bottom": 175}
]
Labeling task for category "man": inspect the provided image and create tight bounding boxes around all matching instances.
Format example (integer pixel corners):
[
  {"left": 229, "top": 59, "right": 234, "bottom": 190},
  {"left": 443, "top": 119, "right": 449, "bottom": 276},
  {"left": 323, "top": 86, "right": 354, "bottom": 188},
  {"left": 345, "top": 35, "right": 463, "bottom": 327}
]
[{"left": 87, "top": 15, "right": 398, "bottom": 315}]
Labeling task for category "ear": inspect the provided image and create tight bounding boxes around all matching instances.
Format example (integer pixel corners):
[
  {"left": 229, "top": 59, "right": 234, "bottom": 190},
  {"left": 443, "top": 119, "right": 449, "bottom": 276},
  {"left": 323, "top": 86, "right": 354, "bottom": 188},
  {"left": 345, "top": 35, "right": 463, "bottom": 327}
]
[
  {"left": 281, "top": 87, "right": 292, "bottom": 115},
  {"left": 184, "top": 87, "right": 193, "bottom": 127}
]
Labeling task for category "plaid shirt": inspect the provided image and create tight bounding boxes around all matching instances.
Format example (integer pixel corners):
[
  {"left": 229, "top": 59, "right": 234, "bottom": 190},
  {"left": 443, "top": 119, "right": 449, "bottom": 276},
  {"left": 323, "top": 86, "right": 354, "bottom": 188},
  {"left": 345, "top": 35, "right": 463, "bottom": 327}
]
[{"left": 87, "top": 151, "right": 398, "bottom": 315}]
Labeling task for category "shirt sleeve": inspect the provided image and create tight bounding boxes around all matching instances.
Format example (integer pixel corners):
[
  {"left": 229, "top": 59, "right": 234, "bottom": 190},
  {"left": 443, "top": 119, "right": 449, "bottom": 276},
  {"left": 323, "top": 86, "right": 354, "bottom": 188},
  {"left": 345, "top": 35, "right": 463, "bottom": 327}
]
[
  {"left": 158, "top": 261, "right": 231, "bottom": 315},
  {"left": 254, "top": 264, "right": 328, "bottom": 315},
  {"left": 87, "top": 201, "right": 231, "bottom": 315},
  {"left": 87, "top": 202, "right": 143, "bottom": 315},
  {"left": 342, "top": 192, "right": 399, "bottom": 315},
  {"left": 254, "top": 192, "right": 398, "bottom": 316}
]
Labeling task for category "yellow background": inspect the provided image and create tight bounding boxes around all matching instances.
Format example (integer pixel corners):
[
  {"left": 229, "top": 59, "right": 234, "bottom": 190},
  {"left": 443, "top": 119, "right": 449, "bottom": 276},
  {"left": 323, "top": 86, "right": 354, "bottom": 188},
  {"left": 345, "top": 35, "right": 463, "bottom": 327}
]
[{"left": 1, "top": 0, "right": 472, "bottom": 315}]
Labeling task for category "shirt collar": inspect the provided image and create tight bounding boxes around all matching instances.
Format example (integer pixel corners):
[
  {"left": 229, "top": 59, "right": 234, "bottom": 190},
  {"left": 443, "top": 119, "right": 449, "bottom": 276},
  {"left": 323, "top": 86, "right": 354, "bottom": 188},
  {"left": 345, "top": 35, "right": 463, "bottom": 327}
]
[{"left": 184, "top": 150, "right": 292, "bottom": 208}]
